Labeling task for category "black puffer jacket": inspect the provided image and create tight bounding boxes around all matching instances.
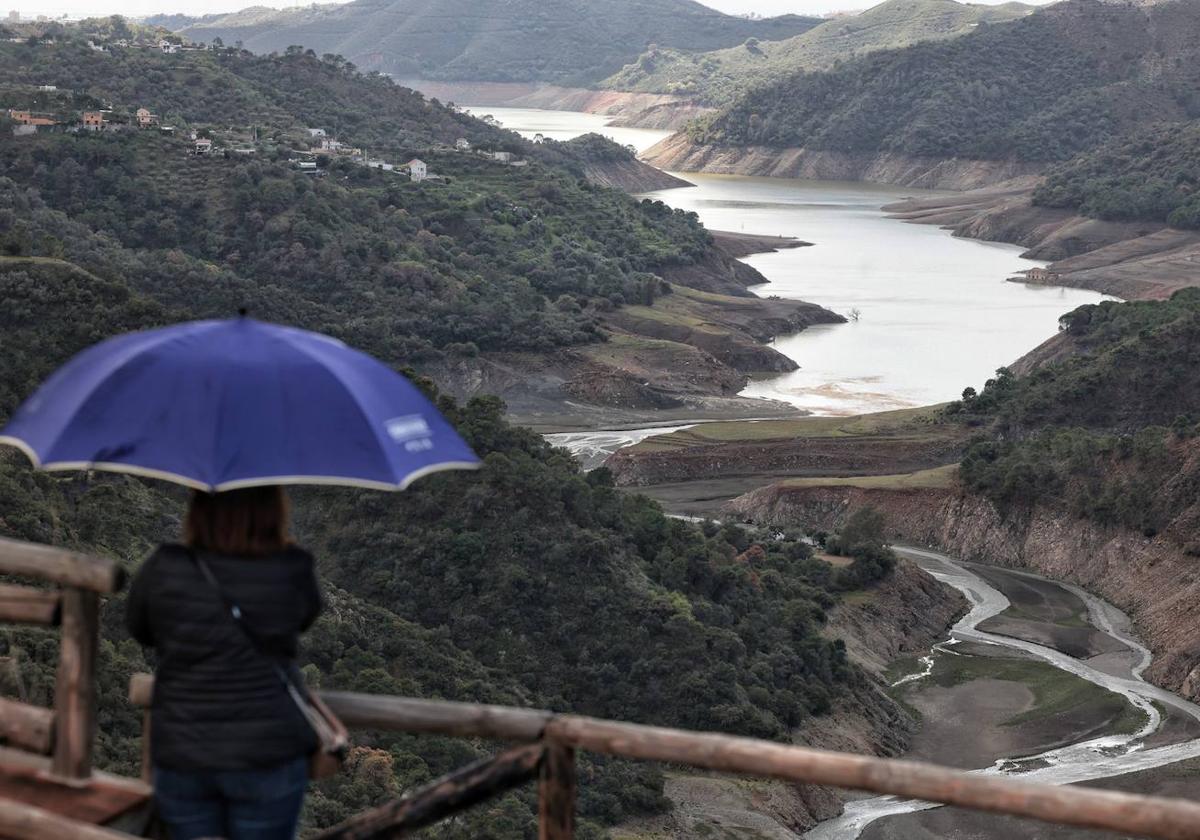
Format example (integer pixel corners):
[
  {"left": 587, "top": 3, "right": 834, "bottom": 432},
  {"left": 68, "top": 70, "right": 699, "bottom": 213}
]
[{"left": 126, "top": 543, "right": 322, "bottom": 771}]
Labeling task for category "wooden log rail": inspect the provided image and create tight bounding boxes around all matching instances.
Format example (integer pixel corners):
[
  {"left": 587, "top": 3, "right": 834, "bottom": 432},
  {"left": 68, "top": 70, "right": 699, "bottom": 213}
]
[
  {"left": 0, "top": 538, "right": 124, "bottom": 784},
  {"left": 128, "top": 680, "right": 1200, "bottom": 840},
  {"left": 0, "top": 537, "right": 124, "bottom": 594}
]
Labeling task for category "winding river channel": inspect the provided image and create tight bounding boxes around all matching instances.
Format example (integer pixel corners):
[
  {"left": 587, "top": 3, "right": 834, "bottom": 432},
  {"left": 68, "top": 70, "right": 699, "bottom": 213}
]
[
  {"left": 809, "top": 547, "right": 1200, "bottom": 839},
  {"left": 468, "top": 107, "right": 1200, "bottom": 837}
]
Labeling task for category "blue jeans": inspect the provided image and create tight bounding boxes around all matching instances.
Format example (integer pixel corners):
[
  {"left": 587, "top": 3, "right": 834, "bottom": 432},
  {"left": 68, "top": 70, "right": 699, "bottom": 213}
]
[{"left": 154, "top": 757, "right": 308, "bottom": 840}]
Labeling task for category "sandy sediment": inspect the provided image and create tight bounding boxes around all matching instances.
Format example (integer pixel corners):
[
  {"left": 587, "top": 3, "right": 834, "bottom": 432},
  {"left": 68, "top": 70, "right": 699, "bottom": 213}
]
[{"left": 709, "top": 229, "right": 811, "bottom": 258}]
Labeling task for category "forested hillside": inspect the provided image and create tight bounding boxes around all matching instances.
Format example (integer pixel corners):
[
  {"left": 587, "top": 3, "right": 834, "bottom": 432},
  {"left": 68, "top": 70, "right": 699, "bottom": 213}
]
[
  {"left": 0, "top": 29, "right": 872, "bottom": 838},
  {"left": 690, "top": 0, "right": 1200, "bottom": 163},
  {"left": 951, "top": 290, "right": 1200, "bottom": 535},
  {"left": 1033, "top": 121, "right": 1200, "bottom": 228},
  {"left": 0, "top": 39, "right": 719, "bottom": 362},
  {"left": 0, "top": 32, "right": 514, "bottom": 152},
  {"left": 162, "top": 0, "right": 821, "bottom": 85},
  {"left": 604, "top": 0, "right": 1032, "bottom": 107}
]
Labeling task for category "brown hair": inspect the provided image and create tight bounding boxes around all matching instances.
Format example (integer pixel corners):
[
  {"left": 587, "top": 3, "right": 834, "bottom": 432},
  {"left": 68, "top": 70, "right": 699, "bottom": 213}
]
[{"left": 184, "top": 486, "right": 292, "bottom": 555}]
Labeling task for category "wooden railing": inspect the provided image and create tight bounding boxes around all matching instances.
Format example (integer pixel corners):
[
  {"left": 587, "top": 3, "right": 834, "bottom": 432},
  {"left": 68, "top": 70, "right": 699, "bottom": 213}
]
[
  {"left": 7, "top": 534, "right": 1200, "bottom": 840},
  {"left": 0, "top": 537, "right": 125, "bottom": 783},
  {"left": 127, "top": 683, "right": 1200, "bottom": 840}
]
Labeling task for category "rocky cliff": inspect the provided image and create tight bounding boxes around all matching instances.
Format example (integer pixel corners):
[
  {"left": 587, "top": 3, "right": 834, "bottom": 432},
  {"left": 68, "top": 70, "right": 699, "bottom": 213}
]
[
  {"left": 641, "top": 134, "right": 1042, "bottom": 190},
  {"left": 729, "top": 480, "right": 1200, "bottom": 701}
]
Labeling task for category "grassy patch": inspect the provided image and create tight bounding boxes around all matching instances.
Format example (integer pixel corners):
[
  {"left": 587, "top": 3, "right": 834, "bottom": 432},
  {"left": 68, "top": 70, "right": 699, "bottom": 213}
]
[
  {"left": 928, "top": 652, "right": 1141, "bottom": 731},
  {"left": 780, "top": 465, "right": 959, "bottom": 490},
  {"left": 840, "top": 589, "right": 878, "bottom": 606},
  {"left": 816, "top": 551, "right": 855, "bottom": 567},
  {"left": 629, "top": 405, "right": 954, "bottom": 451},
  {"left": 884, "top": 655, "right": 927, "bottom": 685}
]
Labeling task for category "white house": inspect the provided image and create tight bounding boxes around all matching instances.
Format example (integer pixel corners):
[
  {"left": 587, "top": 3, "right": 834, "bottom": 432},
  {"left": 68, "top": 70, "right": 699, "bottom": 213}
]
[
  {"left": 406, "top": 158, "right": 428, "bottom": 182},
  {"left": 159, "top": 40, "right": 180, "bottom": 54},
  {"left": 193, "top": 138, "right": 213, "bottom": 155},
  {"left": 492, "top": 151, "right": 514, "bottom": 163},
  {"left": 454, "top": 137, "right": 470, "bottom": 151},
  {"left": 365, "top": 159, "right": 395, "bottom": 171},
  {"left": 307, "top": 128, "right": 327, "bottom": 138}
]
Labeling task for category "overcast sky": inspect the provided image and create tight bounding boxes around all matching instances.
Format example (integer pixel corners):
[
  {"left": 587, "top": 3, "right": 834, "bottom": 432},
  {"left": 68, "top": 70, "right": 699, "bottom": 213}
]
[{"left": 11, "top": 0, "right": 1044, "bottom": 24}]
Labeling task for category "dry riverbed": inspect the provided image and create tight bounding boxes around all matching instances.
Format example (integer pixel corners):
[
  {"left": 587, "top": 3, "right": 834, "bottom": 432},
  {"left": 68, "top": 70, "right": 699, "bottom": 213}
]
[{"left": 854, "top": 557, "right": 1200, "bottom": 840}]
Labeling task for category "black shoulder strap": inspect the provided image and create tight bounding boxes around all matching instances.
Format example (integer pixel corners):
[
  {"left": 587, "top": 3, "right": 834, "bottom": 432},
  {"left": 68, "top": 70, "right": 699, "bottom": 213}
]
[
  {"left": 185, "top": 547, "right": 298, "bottom": 690},
  {"left": 187, "top": 547, "right": 266, "bottom": 650}
]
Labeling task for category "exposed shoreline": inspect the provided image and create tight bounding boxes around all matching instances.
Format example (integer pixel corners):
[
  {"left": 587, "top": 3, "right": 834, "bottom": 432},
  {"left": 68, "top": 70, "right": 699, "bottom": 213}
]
[
  {"left": 430, "top": 231, "right": 836, "bottom": 432},
  {"left": 885, "top": 184, "right": 1200, "bottom": 302}
]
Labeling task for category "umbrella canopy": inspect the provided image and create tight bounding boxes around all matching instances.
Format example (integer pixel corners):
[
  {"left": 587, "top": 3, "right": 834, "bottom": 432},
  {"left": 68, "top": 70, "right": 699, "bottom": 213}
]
[{"left": 0, "top": 317, "right": 481, "bottom": 492}]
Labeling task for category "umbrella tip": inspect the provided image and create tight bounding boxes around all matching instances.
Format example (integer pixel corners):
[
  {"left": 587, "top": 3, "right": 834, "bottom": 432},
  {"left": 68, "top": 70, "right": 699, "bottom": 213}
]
[{"left": 237, "top": 307, "right": 249, "bottom": 318}]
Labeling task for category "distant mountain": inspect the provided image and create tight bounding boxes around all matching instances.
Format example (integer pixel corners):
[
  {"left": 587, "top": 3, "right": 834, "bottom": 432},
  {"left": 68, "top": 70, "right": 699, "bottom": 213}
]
[
  {"left": 690, "top": 0, "right": 1200, "bottom": 163},
  {"left": 165, "top": 0, "right": 822, "bottom": 85},
  {"left": 604, "top": 0, "right": 1034, "bottom": 106}
]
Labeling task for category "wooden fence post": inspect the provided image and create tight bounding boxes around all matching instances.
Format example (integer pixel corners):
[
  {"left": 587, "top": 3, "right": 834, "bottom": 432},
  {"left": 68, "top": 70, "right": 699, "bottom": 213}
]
[
  {"left": 51, "top": 588, "right": 99, "bottom": 781},
  {"left": 538, "top": 744, "right": 575, "bottom": 840}
]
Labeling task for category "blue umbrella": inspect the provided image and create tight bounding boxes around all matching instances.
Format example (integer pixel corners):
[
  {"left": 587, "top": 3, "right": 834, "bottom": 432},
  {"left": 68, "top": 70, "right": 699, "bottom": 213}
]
[{"left": 0, "top": 317, "right": 481, "bottom": 492}]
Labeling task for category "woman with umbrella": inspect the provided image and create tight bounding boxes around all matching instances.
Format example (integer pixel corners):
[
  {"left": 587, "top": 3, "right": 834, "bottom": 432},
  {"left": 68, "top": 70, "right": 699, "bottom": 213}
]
[{"left": 0, "top": 315, "right": 480, "bottom": 840}]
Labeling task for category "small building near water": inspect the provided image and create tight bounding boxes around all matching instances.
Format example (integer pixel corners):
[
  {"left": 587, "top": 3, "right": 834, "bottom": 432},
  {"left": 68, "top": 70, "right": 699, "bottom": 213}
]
[{"left": 1024, "top": 267, "right": 1061, "bottom": 284}]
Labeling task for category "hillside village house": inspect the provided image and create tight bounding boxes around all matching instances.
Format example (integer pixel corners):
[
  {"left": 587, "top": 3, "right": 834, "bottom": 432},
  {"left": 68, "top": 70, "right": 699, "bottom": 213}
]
[
  {"left": 159, "top": 40, "right": 180, "bottom": 54},
  {"left": 455, "top": 137, "right": 470, "bottom": 151},
  {"left": 82, "top": 111, "right": 105, "bottom": 131},
  {"left": 406, "top": 158, "right": 428, "bottom": 182},
  {"left": 136, "top": 108, "right": 158, "bottom": 128},
  {"left": 193, "top": 138, "right": 213, "bottom": 155},
  {"left": 8, "top": 110, "right": 56, "bottom": 126},
  {"left": 308, "top": 128, "right": 327, "bottom": 138},
  {"left": 492, "top": 150, "right": 514, "bottom": 163}
]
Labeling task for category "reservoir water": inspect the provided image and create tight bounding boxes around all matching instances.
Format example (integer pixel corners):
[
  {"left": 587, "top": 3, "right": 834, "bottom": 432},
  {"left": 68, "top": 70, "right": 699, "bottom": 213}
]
[{"left": 472, "top": 106, "right": 1107, "bottom": 416}]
